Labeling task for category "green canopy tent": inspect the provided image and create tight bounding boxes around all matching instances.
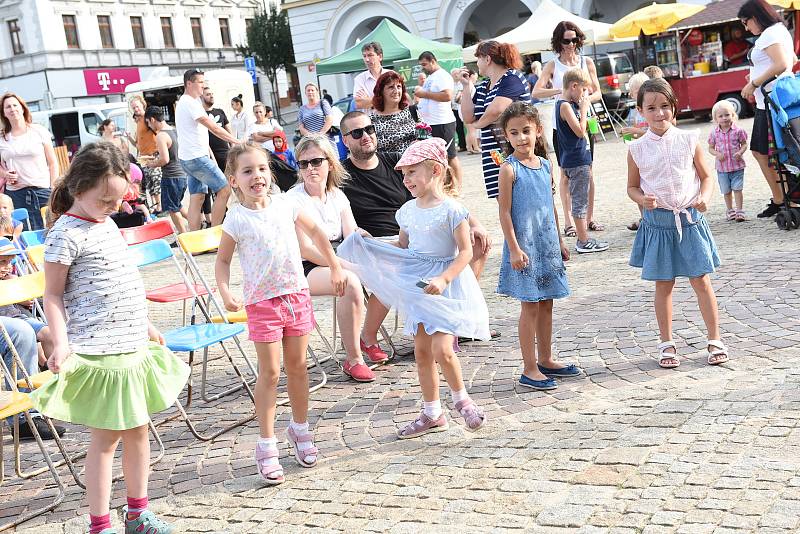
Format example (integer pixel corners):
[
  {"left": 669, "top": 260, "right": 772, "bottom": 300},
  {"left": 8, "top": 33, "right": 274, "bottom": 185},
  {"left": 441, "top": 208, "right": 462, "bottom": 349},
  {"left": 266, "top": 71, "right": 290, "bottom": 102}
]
[{"left": 316, "top": 19, "right": 463, "bottom": 85}]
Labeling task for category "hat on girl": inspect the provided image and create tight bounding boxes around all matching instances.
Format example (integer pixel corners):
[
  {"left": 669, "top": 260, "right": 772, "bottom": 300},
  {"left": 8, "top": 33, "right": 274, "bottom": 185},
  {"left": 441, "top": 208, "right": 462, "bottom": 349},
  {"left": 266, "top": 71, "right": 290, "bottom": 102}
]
[
  {"left": 0, "top": 237, "right": 22, "bottom": 256},
  {"left": 395, "top": 137, "right": 448, "bottom": 169}
]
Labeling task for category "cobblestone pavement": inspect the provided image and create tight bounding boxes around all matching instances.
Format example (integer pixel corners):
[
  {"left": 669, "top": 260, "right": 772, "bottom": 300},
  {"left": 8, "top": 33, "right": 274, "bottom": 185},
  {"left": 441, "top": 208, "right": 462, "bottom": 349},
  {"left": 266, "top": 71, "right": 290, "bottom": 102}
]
[{"left": 4, "top": 117, "right": 800, "bottom": 533}]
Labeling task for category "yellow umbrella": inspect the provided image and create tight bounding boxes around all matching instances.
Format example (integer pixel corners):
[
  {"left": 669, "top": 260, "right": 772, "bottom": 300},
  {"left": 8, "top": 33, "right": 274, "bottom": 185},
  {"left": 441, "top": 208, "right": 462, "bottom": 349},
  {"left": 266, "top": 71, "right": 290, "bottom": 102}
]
[
  {"left": 768, "top": 0, "right": 800, "bottom": 9},
  {"left": 609, "top": 2, "right": 706, "bottom": 39}
]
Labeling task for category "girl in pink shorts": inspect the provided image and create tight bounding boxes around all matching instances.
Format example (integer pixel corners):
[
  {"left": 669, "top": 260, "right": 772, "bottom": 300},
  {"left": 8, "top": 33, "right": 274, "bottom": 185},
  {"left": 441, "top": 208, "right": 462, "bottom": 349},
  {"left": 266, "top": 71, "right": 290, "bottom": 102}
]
[{"left": 216, "top": 143, "right": 346, "bottom": 485}]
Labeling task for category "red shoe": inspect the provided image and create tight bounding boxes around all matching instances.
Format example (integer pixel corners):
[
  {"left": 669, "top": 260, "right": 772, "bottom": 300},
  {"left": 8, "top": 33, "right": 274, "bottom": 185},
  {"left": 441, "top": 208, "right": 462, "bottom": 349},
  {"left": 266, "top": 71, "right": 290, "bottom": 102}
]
[
  {"left": 342, "top": 360, "right": 375, "bottom": 382},
  {"left": 360, "top": 339, "right": 389, "bottom": 364}
]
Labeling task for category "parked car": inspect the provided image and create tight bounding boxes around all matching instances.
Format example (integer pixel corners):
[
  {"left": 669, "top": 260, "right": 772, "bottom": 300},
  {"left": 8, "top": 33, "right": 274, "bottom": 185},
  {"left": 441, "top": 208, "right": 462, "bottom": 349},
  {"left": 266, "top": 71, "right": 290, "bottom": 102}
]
[{"left": 595, "top": 52, "right": 635, "bottom": 110}]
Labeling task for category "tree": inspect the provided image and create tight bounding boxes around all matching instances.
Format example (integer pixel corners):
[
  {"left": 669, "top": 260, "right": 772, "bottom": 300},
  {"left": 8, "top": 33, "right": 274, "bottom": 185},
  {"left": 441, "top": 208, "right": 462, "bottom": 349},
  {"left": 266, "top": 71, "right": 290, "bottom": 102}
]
[{"left": 238, "top": 4, "right": 296, "bottom": 120}]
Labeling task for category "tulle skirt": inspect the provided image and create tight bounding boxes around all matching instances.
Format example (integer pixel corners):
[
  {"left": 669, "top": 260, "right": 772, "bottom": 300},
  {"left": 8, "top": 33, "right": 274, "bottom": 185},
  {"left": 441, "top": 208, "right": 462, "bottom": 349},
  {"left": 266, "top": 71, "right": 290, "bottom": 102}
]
[{"left": 337, "top": 234, "right": 490, "bottom": 339}]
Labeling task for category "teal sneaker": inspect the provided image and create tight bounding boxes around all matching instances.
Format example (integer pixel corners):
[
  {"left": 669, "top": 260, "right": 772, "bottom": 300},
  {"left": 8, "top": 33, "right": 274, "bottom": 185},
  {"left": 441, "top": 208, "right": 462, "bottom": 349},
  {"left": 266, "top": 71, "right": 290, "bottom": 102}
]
[{"left": 123, "top": 508, "right": 173, "bottom": 534}]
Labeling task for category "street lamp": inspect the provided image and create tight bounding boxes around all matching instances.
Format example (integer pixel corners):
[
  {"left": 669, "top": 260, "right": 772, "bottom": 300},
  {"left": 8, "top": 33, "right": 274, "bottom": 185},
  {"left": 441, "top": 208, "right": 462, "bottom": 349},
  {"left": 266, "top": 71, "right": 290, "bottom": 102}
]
[{"left": 217, "top": 49, "right": 225, "bottom": 66}]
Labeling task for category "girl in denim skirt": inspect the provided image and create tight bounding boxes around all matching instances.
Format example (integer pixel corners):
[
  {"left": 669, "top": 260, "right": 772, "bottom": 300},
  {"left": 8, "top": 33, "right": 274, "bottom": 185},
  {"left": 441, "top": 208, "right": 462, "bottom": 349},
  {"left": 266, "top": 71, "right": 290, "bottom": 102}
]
[{"left": 627, "top": 79, "right": 729, "bottom": 369}]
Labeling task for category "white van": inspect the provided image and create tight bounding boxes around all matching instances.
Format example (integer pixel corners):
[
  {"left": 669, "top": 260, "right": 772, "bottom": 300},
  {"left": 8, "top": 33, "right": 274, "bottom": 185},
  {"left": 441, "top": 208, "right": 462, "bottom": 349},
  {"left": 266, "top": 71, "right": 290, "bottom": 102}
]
[
  {"left": 31, "top": 103, "right": 129, "bottom": 152},
  {"left": 124, "top": 69, "right": 255, "bottom": 131}
]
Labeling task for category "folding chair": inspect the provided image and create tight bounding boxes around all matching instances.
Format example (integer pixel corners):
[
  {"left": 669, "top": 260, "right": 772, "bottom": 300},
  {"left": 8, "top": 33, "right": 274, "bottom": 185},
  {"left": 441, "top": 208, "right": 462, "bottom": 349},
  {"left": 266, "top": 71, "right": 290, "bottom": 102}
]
[
  {"left": 24, "top": 244, "right": 44, "bottom": 271},
  {"left": 119, "top": 219, "right": 176, "bottom": 246},
  {"left": 0, "top": 323, "right": 65, "bottom": 532},
  {"left": 128, "top": 239, "right": 257, "bottom": 441},
  {"left": 19, "top": 229, "right": 46, "bottom": 248},
  {"left": 0, "top": 273, "right": 163, "bottom": 488},
  {"left": 176, "top": 227, "right": 328, "bottom": 404},
  {"left": 11, "top": 208, "right": 30, "bottom": 230}
]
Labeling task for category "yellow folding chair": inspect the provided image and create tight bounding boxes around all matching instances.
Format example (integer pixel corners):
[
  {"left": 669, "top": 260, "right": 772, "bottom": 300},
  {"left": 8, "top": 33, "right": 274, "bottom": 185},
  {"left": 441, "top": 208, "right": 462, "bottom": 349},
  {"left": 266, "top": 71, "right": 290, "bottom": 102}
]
[{"left": 25, "top": 244, "right": 45, "bottom": 272}]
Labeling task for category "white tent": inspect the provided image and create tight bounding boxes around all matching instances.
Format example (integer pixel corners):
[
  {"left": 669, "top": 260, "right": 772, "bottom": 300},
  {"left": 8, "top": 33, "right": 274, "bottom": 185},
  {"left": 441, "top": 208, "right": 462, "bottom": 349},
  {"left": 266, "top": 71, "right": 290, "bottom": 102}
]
[{"left": 462, "top": 0, "right": 634, "bottom": 61}]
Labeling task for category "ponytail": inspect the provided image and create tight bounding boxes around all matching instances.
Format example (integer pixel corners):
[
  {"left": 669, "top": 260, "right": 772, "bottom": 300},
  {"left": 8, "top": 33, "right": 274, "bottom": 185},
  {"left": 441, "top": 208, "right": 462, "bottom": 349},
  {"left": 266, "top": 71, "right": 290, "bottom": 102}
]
[{"left": 47, "top": 180, "right": 73, "bottom": 225}]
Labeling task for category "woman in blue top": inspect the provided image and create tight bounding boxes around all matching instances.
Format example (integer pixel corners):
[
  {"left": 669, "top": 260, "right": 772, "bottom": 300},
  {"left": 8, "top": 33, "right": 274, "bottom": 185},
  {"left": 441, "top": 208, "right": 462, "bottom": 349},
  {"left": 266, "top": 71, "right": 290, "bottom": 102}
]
[
  {"left": 459, "top": 40, "right": 531, "bottom": 199},
  {"left": 298, "top": 83, "right": 333, "bottom": 137}
]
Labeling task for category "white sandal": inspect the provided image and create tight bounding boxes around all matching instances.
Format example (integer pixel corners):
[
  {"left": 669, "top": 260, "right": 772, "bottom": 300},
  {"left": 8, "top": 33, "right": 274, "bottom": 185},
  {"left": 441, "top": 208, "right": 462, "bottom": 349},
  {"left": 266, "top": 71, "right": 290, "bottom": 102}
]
[
  {"left": 657, "top": 340, "right": 679, "bottom": 368},
  {"left": 707, "top": 339, "right": 729, "bottom": 365}
]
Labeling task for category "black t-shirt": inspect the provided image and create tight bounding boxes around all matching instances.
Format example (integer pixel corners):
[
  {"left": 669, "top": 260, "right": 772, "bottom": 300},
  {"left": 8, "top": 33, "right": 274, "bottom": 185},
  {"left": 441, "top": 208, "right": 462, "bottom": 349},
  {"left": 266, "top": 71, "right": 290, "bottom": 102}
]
[
  {"left": 342, "top": 152, "right": 412, "bottom": 237},
  {"left": 206, "top": 108, "right": 230, "bottom": 154}
]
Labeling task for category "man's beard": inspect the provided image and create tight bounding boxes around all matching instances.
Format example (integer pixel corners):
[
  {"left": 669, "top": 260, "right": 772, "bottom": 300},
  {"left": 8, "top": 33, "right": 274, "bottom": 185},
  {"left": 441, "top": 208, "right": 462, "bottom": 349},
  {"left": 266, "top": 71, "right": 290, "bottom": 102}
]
[{"left": 349, "top": 143, "right": 376, "bottom": 161}]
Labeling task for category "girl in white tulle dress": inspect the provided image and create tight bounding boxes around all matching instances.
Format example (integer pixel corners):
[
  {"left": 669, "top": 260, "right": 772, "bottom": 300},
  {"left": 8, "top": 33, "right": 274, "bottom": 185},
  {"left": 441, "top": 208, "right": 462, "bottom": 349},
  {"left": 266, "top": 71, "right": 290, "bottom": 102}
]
[{"left": 338, "top": 137, "right": 489, "bottom": 439}]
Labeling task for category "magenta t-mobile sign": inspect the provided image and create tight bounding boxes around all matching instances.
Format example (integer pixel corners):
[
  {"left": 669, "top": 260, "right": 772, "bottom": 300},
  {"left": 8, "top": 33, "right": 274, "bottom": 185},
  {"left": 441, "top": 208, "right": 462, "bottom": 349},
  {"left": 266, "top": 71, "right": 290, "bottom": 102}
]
[{"left": 83, "top": 68, "right": 141, "bottom": 96}]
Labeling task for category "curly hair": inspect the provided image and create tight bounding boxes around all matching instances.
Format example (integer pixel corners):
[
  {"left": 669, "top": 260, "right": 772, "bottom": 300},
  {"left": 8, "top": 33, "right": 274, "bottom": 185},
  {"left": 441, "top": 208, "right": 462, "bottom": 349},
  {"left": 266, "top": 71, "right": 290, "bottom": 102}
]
[
  {"left": 372, "top": 71, "right": 410, "bottom": 112},
  {"left": 551, "top": 21, "right": 586, "bottom": 54}
]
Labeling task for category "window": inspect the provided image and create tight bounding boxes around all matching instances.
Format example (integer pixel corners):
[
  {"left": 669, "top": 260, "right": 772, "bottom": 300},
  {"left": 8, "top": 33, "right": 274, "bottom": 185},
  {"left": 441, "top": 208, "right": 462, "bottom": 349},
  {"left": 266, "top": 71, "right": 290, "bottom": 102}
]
[
  {"left": 63, "top": 14, "right": 79, "bottom": 49},
  {"left": 219, "top": 18, "right": 231, "bottom": 47},
  {"left": 130, "top": 16, "right": 145, "bottom": 48},
  {"left": 190, "top": 17, "right": 203, "bottom": 47},
  {"left": 97, "top": 15, "right": 114, "bottom": 48},
  {"left": 82, "top": 113, "right": 103, "bottom": 136},
  {"left": 245, "top": 18, "right": 254, "bottom": 33},
  {"left": 160, "top": 17, "right": 174, "bottom": 48},
  {"left": 7, "top": 19, "right": 23, "bottom": 55}
]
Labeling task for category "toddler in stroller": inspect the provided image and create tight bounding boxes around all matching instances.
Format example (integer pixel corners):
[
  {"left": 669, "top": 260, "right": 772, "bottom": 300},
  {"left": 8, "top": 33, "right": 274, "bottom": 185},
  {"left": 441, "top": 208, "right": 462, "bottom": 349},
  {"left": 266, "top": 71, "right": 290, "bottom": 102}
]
[{"left": 763, "top": 74, "right": 800, "bottom": 229}]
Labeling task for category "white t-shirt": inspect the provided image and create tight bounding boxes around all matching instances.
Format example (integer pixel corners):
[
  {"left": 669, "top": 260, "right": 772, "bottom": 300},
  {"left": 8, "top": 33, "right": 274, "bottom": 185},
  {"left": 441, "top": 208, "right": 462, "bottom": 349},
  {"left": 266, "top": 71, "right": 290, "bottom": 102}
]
[
  {"left": 285, "top": 183, "right": 351, "bottom": 241},
  {"left": 175, "top": 94, "right": 209, "bottom": 160},
  {"left": 0, "top": 124, "right": 52, "bottom": 189},
  {"left": 221, "top": 198, "right": 308, "bottom": 305},
  {"left": 246, "top": 119, "right": 283, "bottom": 151},
  {"left": 419, "top": 68, "right": 456, "bottom": 126},
  {"left": 353, "top": 68, "right": 389, "bottom": 110},
  {"left": 44, "top": 215, "right": 149, "bottom": 355},
  {"left": 751, "top": 22, "right": 795, "bottom": 109},
  {"left": 231, "top": 111, "right": 254, "bottom": 141}
]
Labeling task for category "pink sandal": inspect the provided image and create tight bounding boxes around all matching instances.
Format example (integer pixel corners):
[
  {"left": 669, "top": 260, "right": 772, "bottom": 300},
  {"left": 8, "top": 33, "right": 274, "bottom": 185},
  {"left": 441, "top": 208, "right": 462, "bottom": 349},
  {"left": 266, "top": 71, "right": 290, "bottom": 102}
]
[
  {"left": 397, "top": 411, "right": 448, "bottom": 439},
  {"left": 286, "top": 426, "right": 318, "bottom": 468},
  {"left": 455, "top": 399, "right": 486, "bottom": 431},
  {"left": 255, "top": 444, "right": 284, "bottom": 485}
]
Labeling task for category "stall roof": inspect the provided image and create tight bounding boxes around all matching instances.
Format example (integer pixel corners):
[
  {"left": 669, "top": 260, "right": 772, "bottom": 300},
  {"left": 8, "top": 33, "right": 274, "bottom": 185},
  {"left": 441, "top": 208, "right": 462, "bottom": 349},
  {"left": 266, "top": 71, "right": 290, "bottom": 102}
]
[
  {"left": 668, "top": 0, "right": 752, "bottom": 31},
  {"left": 316, "top": 19, "right": 463, "bottom": 76}
]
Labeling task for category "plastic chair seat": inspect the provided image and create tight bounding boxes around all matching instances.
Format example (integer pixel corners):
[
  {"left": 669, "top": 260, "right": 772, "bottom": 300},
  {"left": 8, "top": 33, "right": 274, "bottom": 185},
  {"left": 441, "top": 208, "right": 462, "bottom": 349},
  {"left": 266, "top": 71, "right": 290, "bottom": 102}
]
[
  {"left": 164, "top": 323, "right": 246, "bottom": 352},
  {"left": 146, "top": 283, "right": 209, "bottom": 303},
  {"left": 16, "top": 370, "right": 54, "bottom": 390},
  {"left": 210, "top": 309, "right": 248, "bottom": 323},
  {"left": 0, "top": 391, "right": 33, "bottom": 419}
]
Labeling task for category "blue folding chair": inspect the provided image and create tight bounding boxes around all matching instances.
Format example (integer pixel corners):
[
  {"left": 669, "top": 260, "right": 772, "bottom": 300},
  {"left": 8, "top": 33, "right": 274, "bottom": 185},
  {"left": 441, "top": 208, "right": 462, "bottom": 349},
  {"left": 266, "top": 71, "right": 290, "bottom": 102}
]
[
  {"left": 11, "top": 207, "right": 30, "bottom": 230},
  {"left": 19, "top": 229, "right": 46, "bottom": 249},
  {"left": 127, "top": 239, "right": 257, "bottom": 441}
]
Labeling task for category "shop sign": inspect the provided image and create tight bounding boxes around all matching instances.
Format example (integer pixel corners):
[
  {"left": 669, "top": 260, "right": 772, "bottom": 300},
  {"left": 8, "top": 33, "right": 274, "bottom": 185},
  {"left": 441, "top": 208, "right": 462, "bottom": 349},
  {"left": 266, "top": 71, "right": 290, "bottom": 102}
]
[
  {"left": 83, "top": 68, "right": 141, "bottom": 96},
  {"left": 687, "top": 29, "right": 703, "bottom": 46}
]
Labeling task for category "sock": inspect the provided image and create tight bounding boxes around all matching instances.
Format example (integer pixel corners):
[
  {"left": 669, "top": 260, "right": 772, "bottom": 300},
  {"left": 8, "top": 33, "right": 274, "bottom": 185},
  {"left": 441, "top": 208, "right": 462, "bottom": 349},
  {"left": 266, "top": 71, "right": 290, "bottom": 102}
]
[
  {"left": 89, "top": 513, "right": 112, "bottom": 534},
  {"left": 289, "top": 420, "right": 317, "bottom": 462},
  {"left": 423, "top": 399, "right": 442, "bottom": 419},
  {"left": 451, "top": 388, "right": 469, "bottom": 405},
  {"left": 126, "top": 496, "right": 148, "bottom": 520},
  {"left": 256, "top": 437, "right": 280, "bottom": 470}
]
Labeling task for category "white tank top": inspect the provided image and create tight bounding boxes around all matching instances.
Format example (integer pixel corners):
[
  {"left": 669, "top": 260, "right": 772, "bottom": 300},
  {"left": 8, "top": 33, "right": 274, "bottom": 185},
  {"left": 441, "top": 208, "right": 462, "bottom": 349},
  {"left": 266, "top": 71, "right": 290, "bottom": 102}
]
[{"left": 551, "top": 55, "right": 589, "bottom": 127}]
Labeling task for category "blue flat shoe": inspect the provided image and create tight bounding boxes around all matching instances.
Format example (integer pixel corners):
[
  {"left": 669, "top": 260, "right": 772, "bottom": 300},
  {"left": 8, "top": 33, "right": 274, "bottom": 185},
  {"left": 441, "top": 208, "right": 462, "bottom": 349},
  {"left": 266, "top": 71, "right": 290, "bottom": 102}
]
[
  {"left": 519, "top": 374, "right": 558, "bottom": 391},
  {"left": 538, "top": 363, "right": 582, "bottom": 377}
]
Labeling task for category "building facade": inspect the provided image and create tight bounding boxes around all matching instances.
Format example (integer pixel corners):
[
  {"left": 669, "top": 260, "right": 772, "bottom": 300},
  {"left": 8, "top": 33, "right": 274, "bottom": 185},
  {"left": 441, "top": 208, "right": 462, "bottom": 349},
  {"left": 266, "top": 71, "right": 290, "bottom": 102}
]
[
  {"left": 285, "top": 0, "right": 711, "bottom": 102},
  {"left": 0, "top": 0, "right": 272, "bottom": 110}
]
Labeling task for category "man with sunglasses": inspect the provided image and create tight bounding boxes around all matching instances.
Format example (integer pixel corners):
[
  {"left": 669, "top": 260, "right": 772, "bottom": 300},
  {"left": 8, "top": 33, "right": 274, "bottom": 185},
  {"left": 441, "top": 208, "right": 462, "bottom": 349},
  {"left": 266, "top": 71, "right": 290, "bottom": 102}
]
[
  {"left": 175, "top": 68, "right": 241, "bottom": 231},
  {"left": 339, "top": 111, "right": 497, "bottom": 343}
]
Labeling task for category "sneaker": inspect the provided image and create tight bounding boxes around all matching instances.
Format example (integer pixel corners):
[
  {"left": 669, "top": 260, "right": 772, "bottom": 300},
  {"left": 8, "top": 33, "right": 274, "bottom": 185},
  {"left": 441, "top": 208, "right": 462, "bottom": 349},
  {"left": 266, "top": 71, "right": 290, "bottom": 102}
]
[
  {"left": 124, "top": 508, "right": 173, "bottom": 534},
  {"left": 359, "top": 339, "right": 389, "bottom": 364},
  {"left": 342, "top": 360, "right": 375, "bottom": 382},
  {"left": 575, "top": 238, "right": 609, "bottom": 254},
  {"left": 397, "top": 411, "right": 448, "bottom": 439},
  {"left": 757, "top": 200, "right": 781, "bottom": 218},
  {"left": 725, "top": 208, "right": 736, "bottom": 221},
  {"left": 13, "top": 416, "right": 66, "bottom": 441}
]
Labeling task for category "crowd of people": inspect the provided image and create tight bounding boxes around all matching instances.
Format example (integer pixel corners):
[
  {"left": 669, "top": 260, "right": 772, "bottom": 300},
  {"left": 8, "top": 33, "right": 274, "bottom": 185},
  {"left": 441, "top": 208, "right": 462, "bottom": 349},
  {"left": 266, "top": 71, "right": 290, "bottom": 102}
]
[{"left": 0, "top": 1, "right": 796, "bottom": 531}]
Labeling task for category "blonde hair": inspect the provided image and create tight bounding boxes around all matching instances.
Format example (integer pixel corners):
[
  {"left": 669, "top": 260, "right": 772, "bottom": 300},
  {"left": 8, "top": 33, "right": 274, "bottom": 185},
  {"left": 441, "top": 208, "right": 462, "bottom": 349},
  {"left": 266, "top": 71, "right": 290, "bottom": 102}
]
[
  {"left": 627, "top": 72, "right": 650, "bottom": 96},
  {"left": 224, "top": 142, "right": 274, "bottom": 200},
  {"left": 0, "top": 193, "right": 12, "bottom": 208},
  {"left": 295, "top": 134, "right": 349, "bottom": 192},
  {"left": 420, "top": 160, "right": 458, "bottom": 198},
  {"left": 562, "top": 67, "right": 590, "bottom": 88},
  {"left": 711, "top": 100, "right": 738, "bottom": 122}
]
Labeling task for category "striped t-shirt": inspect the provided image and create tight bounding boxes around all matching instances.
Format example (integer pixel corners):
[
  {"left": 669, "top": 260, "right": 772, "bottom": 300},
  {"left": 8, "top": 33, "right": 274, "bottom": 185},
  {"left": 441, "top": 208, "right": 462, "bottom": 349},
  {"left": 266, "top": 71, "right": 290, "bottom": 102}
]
[
  {"left": 472, "top": 70, "right": 531, "bottom": 198},
  {"left": 298, "top": 100, "right": 332, "bottom": 134},
  {"left": 44, "top": 214, "right": 149, "bottom": 355}
]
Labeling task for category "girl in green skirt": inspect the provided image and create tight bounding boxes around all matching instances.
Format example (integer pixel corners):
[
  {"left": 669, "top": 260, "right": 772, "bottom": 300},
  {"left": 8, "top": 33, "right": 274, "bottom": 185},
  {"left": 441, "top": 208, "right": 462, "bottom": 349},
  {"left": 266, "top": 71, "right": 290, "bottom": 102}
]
[{"left": 31, "top": 142, "right": 189, "bottom": 534}]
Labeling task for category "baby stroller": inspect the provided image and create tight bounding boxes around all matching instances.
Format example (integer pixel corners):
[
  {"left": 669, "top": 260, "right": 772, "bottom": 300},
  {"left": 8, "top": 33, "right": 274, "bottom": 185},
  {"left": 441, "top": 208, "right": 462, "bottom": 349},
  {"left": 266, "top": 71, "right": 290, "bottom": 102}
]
[
  {"left": 271, "top": 156, "right": 299, "bottom": 193},
  {"left": 762, "top": 74, "right": 800, "bottom": 230}
]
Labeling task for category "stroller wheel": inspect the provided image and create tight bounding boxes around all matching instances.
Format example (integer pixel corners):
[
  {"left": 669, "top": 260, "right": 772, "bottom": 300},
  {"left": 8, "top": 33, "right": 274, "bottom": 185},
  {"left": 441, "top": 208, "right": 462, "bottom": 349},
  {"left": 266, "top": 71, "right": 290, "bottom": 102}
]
[{"left": 776, "top": 210, "right": 790, "bottom": 230}]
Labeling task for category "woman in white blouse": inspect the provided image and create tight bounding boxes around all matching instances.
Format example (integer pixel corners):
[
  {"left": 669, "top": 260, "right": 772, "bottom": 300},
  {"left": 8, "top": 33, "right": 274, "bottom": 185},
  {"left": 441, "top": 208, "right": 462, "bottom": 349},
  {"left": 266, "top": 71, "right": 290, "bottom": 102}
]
[{"left": 230, "top": 94, "right": 254, "bottom": 141}]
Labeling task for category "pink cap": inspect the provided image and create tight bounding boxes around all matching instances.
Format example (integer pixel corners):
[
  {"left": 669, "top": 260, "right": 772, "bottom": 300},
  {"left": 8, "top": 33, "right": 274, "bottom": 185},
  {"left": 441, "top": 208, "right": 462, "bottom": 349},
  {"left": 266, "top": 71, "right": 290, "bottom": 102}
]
[{"left": 395, "top": 138, "right": 448, "bottom": 169}]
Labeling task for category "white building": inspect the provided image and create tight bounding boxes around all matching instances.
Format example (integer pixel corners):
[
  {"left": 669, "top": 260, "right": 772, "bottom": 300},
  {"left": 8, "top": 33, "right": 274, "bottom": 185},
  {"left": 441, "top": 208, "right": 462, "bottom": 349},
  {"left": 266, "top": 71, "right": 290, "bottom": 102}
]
[
  {"left": 285, "top": 0, "right": 711, "bottom": 102},
  {"left": 0, "top": 0, "right": 281, "bottom": 110}
]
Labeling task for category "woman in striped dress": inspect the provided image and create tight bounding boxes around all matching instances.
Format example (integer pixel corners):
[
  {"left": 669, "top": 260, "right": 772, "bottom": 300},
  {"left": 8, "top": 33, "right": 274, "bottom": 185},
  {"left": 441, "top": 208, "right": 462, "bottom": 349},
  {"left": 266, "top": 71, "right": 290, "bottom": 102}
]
[
  {"left": 298, "top": 83, "right": 333, "bottom": 137},
  {"left": 459, "top": 41, "right": 531, "bottom": 199}
]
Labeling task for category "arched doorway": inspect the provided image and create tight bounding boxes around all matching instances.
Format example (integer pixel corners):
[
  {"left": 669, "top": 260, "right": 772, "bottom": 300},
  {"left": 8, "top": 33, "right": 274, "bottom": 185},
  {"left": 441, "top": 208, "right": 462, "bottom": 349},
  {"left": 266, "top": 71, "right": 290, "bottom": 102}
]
[{"left": 439, "top": 0, "right": 538, "bottom": 46}]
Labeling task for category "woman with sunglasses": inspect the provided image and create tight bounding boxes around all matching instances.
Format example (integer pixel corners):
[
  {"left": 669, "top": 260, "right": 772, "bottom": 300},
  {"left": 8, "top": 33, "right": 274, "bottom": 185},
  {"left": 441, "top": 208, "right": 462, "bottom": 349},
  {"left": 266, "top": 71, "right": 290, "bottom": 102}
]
[
  {"left": 285, "top": 134, "right": 388, "bottom": 383},
  {"left": 533, "top": 21, "right": 604, "bottom": 237},
  {"left": 738, "top": 0, "right": 796, "bottom": 218}
]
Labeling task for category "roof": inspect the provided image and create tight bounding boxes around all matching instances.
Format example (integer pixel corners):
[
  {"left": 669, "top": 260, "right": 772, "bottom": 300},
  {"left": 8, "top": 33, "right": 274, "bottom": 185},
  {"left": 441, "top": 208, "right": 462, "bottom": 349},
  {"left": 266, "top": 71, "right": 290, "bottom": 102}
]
[
  {"left": 668, "top": 0, "right": 751, "bottom": 31},
  {"left": 316, "top": 19, "right": 463, "bottom": 76}
]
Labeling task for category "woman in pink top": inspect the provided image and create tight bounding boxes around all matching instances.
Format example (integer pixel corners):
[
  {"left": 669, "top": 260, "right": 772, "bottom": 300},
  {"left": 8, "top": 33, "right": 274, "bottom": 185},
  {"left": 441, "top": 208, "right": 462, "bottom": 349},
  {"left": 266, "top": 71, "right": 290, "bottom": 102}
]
[{"left": 626, "top": 79, "right": 728, "bottom": 369}]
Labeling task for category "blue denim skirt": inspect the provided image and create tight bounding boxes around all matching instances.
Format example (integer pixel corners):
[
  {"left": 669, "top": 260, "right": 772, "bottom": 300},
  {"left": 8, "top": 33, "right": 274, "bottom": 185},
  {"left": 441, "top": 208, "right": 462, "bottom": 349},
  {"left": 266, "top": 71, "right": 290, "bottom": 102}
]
[{"left": 629, "top": 207, "right": 720, "bottom": 281}]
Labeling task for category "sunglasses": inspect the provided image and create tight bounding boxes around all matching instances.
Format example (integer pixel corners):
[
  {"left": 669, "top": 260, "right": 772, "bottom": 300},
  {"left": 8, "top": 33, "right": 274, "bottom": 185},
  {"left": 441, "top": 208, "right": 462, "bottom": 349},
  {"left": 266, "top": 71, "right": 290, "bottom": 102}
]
[
  {"left": 561, "top": 38, "right": 580, "bottom": 45},
  {"left": 297, "top": 157, "right": 326, "bottom": 169},
  {"left": 343, "top": 124, "right": 376, "bottom": 139}
]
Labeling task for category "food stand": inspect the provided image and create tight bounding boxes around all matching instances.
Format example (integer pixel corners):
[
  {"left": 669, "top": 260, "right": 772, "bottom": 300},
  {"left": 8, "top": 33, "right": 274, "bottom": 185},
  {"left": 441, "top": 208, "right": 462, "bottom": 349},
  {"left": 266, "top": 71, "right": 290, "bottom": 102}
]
[{"left": 646, "top": 0, "right": 796, "bottom": 118}]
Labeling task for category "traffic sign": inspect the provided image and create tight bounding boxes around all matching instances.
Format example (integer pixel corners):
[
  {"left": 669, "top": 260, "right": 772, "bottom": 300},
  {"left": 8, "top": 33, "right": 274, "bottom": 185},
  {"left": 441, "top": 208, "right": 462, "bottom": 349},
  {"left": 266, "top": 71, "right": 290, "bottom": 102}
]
[
  {"left": 249, "top": 70, "right": 257, "bottom": 84},
  {"left": 244, "top": 56, "right": 256, "bottom": 70}
]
